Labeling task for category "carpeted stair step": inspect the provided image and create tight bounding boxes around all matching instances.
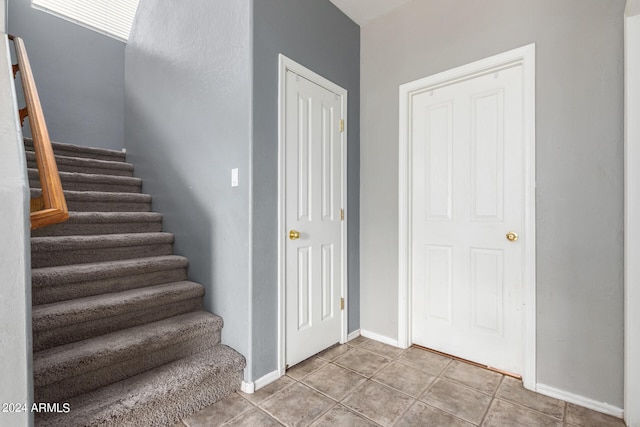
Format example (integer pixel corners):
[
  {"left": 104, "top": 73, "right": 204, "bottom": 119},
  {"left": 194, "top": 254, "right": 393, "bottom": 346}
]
[
  {"left": 28, "top": 169, "right": 142, "bottom": 193},
  {"left": 24, "top": 137, "right": 127, "bottom": 163},
  {"left": 26, "top": 151, "right": 134, "bottom": 177},
  {"left": 31, "top": 233, "right": 174, "bottom": 268},
  {"left": 31, "top": 212, "right": 163, "bottom": 237},
  {"left": 35, "top": 344, "right": 245, "bottom": 427},
  {"left": 31, "top": 189, "right": 153, "bottom": 212},
  {"left": 32, "top": 255, "right": 190, "bottom": 305},
  {"left": 33, "top": 281, "right": 205, "bottom": 351},
  {"left": 33, "top": 311, "right": 224, "bottom": 403}
]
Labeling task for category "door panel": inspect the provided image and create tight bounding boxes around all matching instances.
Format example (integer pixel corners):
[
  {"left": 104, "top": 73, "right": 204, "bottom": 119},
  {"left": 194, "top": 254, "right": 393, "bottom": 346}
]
[
  {"left": 285, "top": 71, "right": 343, "bottom": 367},
  {"left": 411, "top": 65, "right": 524, "bottom": 374}
]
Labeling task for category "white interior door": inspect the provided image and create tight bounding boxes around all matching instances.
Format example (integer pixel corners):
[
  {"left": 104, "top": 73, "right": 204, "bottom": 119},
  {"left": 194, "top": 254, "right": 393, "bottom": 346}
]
[
  {"left": 284, "top": 69, "right": 344, "bottom": 367},
  {"left": 411, "top": 64, "right": 525, "bottom": 374}
]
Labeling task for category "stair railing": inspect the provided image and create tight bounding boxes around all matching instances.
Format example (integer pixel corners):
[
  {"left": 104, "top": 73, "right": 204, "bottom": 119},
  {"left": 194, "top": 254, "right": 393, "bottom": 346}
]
[{"left": 9, "top": 35, "right": 68, "bottom": 229}]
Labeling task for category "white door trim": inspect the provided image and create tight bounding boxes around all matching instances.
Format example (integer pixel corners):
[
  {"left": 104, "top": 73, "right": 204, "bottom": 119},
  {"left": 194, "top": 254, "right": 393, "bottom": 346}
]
[
  {"left": 625, "top": 2, "right": 640, "bottom": 424},
  {"left": 398, "top": 44, "right": 536, "bottom": 389},
  {"left": 277, "top": 54, "right": 348, "bottom": 376}
]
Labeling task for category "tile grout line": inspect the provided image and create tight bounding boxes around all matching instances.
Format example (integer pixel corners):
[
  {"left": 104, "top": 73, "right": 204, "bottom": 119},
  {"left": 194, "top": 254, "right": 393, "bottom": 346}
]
[
  {"left": 478, "top": 373, "right": 506, "bottom": 426},
  {"left": 389, "top": 396, "right": 420, "bottom": 427},
  {"left": 231, "top": 391, "right": 282, "bottom": 426}
]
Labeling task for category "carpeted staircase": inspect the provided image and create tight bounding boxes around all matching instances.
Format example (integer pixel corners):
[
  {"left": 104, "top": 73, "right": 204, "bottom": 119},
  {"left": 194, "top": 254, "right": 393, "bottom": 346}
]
[{"left": 25, "top": 138, "right": 246, "bottom": 426}]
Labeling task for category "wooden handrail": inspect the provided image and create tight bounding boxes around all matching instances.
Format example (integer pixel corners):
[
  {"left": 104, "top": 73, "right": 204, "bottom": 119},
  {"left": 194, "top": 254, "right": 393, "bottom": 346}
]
[{"left": 9, "top": 35, "right": 68, "bottom": 229}]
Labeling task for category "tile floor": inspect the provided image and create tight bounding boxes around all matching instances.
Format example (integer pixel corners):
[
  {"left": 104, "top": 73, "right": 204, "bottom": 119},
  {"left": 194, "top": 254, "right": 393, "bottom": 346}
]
[{"left": 176, "top": 336, "right": 626, "bottom": 427}]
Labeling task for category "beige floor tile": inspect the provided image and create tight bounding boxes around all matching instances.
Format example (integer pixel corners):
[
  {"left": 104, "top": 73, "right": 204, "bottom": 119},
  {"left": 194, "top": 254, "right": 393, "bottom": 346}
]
[
  {"left": 397, "top": 347, "right": 451, "bottom": 376},
  {"left": 373, "top": 361, "right": 436, "bottom": 397},
  {"left": 172, "top": 422, "right": 186, "bottom": 427},
  {"left": 566, "top": 403, "right": 626, "bottom": 427},
  {"left": 260, "top": 382, "right": 335, "bottom": 427},
  {"left": 358, "top": 339, "right": 405, "bottom": 359},
  {"left": 334, "top": 348, "right": 391, "bottom": 377},
  {"left": 222, "top": 407, "right": 283, "bottom": 426},
  {"left": 303, "top": 363, "right": 367, "bottom": 401},
  {"left": 182, "top": 392, "right": 253, "bottom": 427},
  {"left": 442, "top": 360, "right": 503, "bottom": 395},
  {"left": 342, "top": 381, "right": 414, "bottom": 427},
  {"left": 346, "top": 335, "right": 370, "bottom": 347},
  {"left": 395, "top": 401, "right": 474, "bottom": 427},
  {"left": 240, "top": 375, "right": 295, "bottom": 404},
  {"left": 420, "top": 378, "right": 492, "bottom": 425},
  {"left": 286, "top": 356, "right": 327, "bottom": 380},
  {"left": 496, "top": 376, "right": 565, "bottom": 419},
  {"left": 483, "top": 398, "right": 563, "bottom": 427},
  {"left": 310, "top": 404, "right": 379, "bottom": 427},
  {"left": 317, "top": 344, "right": 352, "bottom": 361}
]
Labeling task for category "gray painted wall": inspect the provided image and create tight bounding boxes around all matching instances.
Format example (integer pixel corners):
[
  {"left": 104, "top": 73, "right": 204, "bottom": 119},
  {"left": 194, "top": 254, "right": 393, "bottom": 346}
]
[
  {"left": 252, "top": 0, "right": 360, "bottom": 380},
  {"left": 360, "top": 0, "right": 624, "bottom": 407},
  {"left": 1, "top": 0, "right": 6, "bottom": 33},
  {"left": 8, "top": 0, "right": 124, "bottom": 150},
  {"left": 125, "top": 0, "right": 252, "bottom": 376}
]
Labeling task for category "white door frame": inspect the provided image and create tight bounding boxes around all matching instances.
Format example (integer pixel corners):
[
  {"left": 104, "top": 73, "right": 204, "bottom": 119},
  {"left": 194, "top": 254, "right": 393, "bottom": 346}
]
[
  {"left": 625, "top": 1, "right": 640, "bottom": 425},
  {"left": 277, "top": 54, "right": 348, "bottom": 376},
  {"left": 398, "top": 44, "right": 536, "bottom": 389}
]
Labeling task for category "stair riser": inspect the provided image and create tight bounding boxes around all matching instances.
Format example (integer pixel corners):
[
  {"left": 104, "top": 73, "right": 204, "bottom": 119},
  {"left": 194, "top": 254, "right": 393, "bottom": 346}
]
[
  {"left": 34, "top": 298, "right": 205, "bottom": 352},
  {"left": 31, "top": 221, "right": 162, "bottom": 237},
  {"left": 29, "top": 177, "right": 141, "bottom": 193},
  {"left": 27, "top": 159, "right": 133, "bottom": 177},
  {"left": 32, "top": 243, "right": 174, "bottom": 268},
  {"left": 35, "top": 330, "right": 221, "bottom": 403},
  {"left": 33, "top": 268, "right": 188, "bottom": 305}
]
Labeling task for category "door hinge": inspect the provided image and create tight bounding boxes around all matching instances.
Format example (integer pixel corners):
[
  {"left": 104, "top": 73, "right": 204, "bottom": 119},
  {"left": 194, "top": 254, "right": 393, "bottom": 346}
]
[
  {"left": 340, "top": 119, "right": 344, "bottom": 133},
  {"left": 340, "top": 208, "right": 344, "bottom": 221},
  {"left": 340, "top": 297, "right": 345, "bottom": 310}
]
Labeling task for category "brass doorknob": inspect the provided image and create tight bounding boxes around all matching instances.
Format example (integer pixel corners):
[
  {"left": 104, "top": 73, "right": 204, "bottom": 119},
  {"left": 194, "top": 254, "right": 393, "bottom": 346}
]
[
  {"left": 289, "top": 230, "right": 300, "bottom": 240},
  {"left": 506, "top": 231, "right": 519, "bottom": 242}
]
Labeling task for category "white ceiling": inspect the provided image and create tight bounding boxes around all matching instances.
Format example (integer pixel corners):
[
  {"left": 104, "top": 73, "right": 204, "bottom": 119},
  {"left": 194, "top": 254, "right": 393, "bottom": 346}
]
[{"left": 329, "top": 0, "right": 414, "bottom": 25}]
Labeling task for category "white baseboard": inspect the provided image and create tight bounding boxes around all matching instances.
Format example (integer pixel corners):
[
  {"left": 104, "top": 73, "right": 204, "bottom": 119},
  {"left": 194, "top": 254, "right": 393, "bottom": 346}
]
[
  {"left": 347, "top": 329, "right": 361, "bottom": 342},
  {"left": 254, "top": 369, "right": 281, "bottom": 392},
  {"left": 240, "top": 381, "right": 254, "bottom": 394},
  {"left": 360, "top": 329, "right": 401, "bottom": 348},
  {"left": 535, "top": 383, "right": 624, "bottom": 419}
]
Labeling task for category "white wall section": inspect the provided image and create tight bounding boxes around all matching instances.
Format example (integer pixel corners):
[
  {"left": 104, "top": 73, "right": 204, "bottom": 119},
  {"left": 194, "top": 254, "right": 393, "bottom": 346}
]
[
  {"left": 361, "top": 0, "right": 624, "bottom": 410},
  {"left": 625, "top": 2, "right": 640, "bottom": 425}
]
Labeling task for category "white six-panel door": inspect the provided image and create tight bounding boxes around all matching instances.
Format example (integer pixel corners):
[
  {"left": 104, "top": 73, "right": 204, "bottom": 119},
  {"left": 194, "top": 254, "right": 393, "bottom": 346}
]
[
  {"left": 411, "top": 64, "right": 525, "bottom": 374},
  {"left": 284, "top": 69, "right": 344, "bottom": 367}
]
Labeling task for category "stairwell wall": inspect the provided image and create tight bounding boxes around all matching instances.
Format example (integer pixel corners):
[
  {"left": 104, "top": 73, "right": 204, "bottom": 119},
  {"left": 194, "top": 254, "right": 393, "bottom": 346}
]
[
  {"left": 251, "top": 0, "right": 360, "bottom": 380},
  {"left": 8, "top": 0, "right": 124, "bottom": 150},
  {"left": 0, "top": 34, "right": 33, "bottom": 427},
  {"left": 124, "top": 0, "right": 252, "bottom": 378}
]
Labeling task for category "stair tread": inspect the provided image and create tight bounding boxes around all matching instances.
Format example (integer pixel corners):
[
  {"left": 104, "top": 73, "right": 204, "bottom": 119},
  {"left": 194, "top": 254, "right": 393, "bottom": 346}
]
[
  {"left": 31, "top": 232, "right": 174, "bottom": 251},
  {"left": 25, "top": 150, "right": 134, "bottom": 172},
  {"left": 28, "top": 168, "right": 142, "bottom": 186},
  {"left": 31, "top": 189, "right": 152, "bottom": 202},
  {"left": 36, "top": 345, "right": 245, "bottom": 427},
  {"left": 31, "top": 255, "right": 189, "bottom": 288},
  {"left": 34, "top": 311, "right": 223, "bottom": 385},
  {"left": 33, "top": 281, "right": 204, "bottom": 331},
  {"left": 24, "top": 137, "right": 126, "bottom": 161},
  {"left": 60, "top": 211, "right": 162, "bottom": 224},
  {"left": 28, "top": 138, "right": 244, "bottom": 424}
]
